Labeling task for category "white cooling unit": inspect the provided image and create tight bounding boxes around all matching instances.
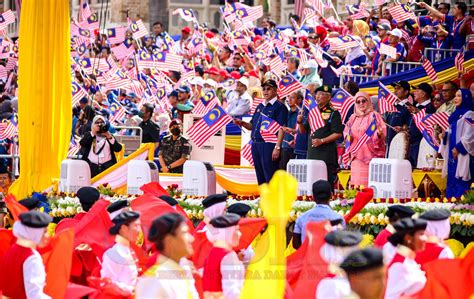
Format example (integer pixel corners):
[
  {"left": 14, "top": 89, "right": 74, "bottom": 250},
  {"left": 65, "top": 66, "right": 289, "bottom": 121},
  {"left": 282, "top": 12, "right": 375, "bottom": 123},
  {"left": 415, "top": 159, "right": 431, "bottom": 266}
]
[
  {"left": 182, "top": 160, "right": 216, "bottom": 196},
  {"left": 127, "top": 160, "right": 159, "bottom": 195},
  {"left": 59, "top": 159, "right": 91, "bottom": 193},
  {"left": 368, "top": 158, "right": 413, "bottom": 199},
  {"left": 183, "top": 114, "right": 226, "bottom": 165},
  {"left": 287, "top": 159, "right": 328, "bottom": 196}
]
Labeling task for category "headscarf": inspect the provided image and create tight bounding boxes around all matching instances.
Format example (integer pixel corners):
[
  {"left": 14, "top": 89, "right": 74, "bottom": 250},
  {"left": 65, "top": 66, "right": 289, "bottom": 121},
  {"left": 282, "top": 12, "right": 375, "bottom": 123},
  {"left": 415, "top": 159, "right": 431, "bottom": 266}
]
[
  {"left": 206, "top": 224, "right": 238, "bottom": 245},
  {"left": 448, "top": 89, "right": 472, "bottom": 124},
  {"left": 352, "top": 20, "right": 370, "bottom": 38},
  {"left": 157, "top": 113, "right": 171, "bottom": 132},
  {"left": 353, "top": 91, "right": 374, "bottom": 116},
  {"left": 13, "top": 221, "right": 46, "bottom": 245},
  {"left": 425, "top": 219, "right": 451, "bottom": 240},
  {"left": 203, "top": 202, "right": 227, "bottom": 220},
  {"left": 92, "top": 115, "right": 106, "bottom": 126}
]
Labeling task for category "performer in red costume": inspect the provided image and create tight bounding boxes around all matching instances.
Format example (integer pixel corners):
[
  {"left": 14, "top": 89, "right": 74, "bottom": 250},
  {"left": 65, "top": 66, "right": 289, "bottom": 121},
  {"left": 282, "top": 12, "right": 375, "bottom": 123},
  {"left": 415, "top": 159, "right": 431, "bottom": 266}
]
[
  {"left": 416, "top": 209, "right": 454, "bottom": 267},
  {"left": 0, "top": 211, "right": 52, "bottom": 299},
  {"left": 75, "top": 186, "right": 101, "bottom": 220},
  {"left": 374, "top": 205, "right": 414, "bottom": 248},
  {"left": 195, "top": 194, "right": 228, "bottom": 232},
  {"left": 202, "top": 213, "right": 245, "bottom": 299},
  {"left": 385, "top": 218, "right": 427, "bottom": 299}
]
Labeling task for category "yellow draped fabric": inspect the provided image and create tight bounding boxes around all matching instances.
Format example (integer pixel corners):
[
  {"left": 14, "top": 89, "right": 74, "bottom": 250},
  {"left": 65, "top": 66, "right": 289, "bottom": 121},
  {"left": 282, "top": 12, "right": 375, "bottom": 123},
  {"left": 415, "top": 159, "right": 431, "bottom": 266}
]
[
  {"left": 240, "top": 171, "right": 297, "bottom": 299},
  {"left": 9, "top": 1, "right": 71, "bottom": 198},
  {"left": 337, "top": 170, "right": 351, "bottom": 189}
]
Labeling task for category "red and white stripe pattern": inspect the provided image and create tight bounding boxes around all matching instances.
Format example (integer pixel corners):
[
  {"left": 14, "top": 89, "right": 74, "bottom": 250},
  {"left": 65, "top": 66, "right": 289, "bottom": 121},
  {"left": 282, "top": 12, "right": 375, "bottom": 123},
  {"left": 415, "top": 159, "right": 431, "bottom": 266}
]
[
  {"left": 309, "top": 0, "right": 324, "bottom": 16},
  {"left": 110, "top": 106, "right": 127, "bottom": 125},
  {"left": 378, "top": 95, "right": 398, "bottom": 114},
  {"left": 328, "top": 36, "right": 359, "bottom": 51},
  {"left": 154, "top": 51, "right": 183, "bottom": 72},
  {"left": 251, "top": 97, "right": 264, "bottom": 114},
  {"left": 107, "top": 27, "right": 127, "bottom": 45},
  {"left": 0, "top": 10, "right": 15, "bottom": 30},
  {"left": 277, "top": 74, "right": 304, "bottom": 99},
  {"left": 71, "top": 81, "right": 88, "bottom": 106},
  {"left": 0, "top": 121, "right": 16, "bottom": 140},
  {"left": 455, "top": 51, "right": 464, "bottom": 73},
  {"left": 112, "top": 43, "right": 134, "bottom": 60},
  {"left": 378, "top": 82, "right": 398, "bottom": 114},
  {"left": 294, "top": 0, "right": 305, "bottom": 19},
  {"left": 388, "top": 4, "right": 416, "bottom": 23},
  {"left": 241, "top": 141, "right": 254, "bottom": 166},
  {"left": 269, "top": 54, "right": 286, "bottom": 76},
  {"left": 422, "top": 57, "right": 438, "bottom": 83},
  {"left": 193, "top": 91, "right": 219, "bottom": 116},
  {"left": 187, "top": 106, "right": 233, "bottom": 148},
  {"left": 129, "top": 19, "right": 148, "bottom": 40},
  {"left": 260, "top": 118, "right": 281, "bottom": 143},
  {"left": 305, "top": 91, "right": 325, "bottom": 133},
  {"left": 67, "top": 135, "right": 82, "bottom": 157},
  {"left": 0, "top": 65, "right": 7, "bottom": 80},
  {"left": 423, "top": 112, "right": 449, "bottom": 131},
  {"left": 346, "top": 3, "right": 369, "bottom": 20},
  {"left": 78, "top": 1, "right": 92, "bottom": 22},
  {"left": 412, "top": 110, "right": 427, "bottom": 133}
]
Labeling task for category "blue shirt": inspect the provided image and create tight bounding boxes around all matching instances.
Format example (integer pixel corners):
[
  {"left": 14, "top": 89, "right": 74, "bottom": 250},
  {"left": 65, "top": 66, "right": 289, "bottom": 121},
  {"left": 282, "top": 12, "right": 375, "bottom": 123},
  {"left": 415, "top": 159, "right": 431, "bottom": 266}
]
[
  {"left": 282, "top": 108, "right": 298, "bottom": 149},
  {"left": 294, "top": 109, "right": 309, "bottom": 156},
  {"left": 294, "top": 204, "right": 345, "bottom": 242},
  {"left": 444, "top": 16, "right": 467, "bottom": 49},
  {"left": 250, "top": 98, "right": 288, "bottom": 142}
]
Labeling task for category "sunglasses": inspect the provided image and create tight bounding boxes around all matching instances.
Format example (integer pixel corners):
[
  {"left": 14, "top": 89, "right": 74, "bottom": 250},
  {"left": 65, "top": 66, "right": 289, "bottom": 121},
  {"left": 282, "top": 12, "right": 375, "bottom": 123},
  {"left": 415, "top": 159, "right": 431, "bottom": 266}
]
[
  {"left": 262, "top": 87, "right": 274, "bottom": 91},
  {"left": 356, "top": 99, "right": 368, "bottom": 104},
  {"left": 308, "top": 35, "right": 319, "bottom": 39}
]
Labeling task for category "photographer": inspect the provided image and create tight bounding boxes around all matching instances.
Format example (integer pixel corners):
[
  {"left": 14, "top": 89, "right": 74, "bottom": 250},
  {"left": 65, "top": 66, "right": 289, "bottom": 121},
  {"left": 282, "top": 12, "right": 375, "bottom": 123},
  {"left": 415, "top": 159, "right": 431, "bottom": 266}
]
[{"left": 80, "top": 115, "right": 122, "bottom": 177}]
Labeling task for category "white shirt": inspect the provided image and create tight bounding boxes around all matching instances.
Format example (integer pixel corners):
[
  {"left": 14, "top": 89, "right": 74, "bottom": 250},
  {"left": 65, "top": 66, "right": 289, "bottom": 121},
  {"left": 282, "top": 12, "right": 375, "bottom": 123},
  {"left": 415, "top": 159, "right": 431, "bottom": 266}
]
[
  {"left": 385, "top": 247, "right": 426, "bottom": 299},
  {"left": 100, "top": 239, "right": 138, "bottom": 294},
  {"left": 383, "top": 242, "right": 397, "bottom": 264},
  {"left": 316, "top": 276, "right": 351, "bottom": 299},
  {"left": 220, "top": 251, "right": 246, "bottom": 299},
  {"left": 135, "top": 256, "right": 198, "bottom": 299},
  {"left": 226, "top": 91, "right": 252, "bottom": 117},
  {"left": 87, "top": 135, "right": 114, "bottom": 165},
  {"left": 23, "top": 250, "right": 51, "bottom": 299}
]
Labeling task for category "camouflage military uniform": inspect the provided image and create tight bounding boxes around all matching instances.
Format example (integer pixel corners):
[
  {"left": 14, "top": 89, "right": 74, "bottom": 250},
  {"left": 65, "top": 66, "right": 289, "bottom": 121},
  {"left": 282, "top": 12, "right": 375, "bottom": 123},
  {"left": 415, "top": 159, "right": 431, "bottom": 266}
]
[{"left": 158, "top": 134, "right": 192, "bottom": 173}]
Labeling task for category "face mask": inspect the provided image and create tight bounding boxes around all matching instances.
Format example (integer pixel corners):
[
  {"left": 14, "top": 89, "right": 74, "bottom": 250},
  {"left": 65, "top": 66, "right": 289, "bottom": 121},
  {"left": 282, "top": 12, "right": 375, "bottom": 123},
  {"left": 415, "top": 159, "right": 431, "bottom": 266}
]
[
  {"left": 171, "top": 127, "right": 181, "bottom": 136},
  {"left": 138, "top": 111, "right": 145, "bottom": 118}
]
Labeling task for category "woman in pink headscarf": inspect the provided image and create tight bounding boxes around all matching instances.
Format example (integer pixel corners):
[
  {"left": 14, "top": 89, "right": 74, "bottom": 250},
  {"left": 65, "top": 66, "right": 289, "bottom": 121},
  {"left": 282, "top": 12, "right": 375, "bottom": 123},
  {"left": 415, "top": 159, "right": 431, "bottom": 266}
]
[{"left": 344, "top": 92, "right": 386, "bottom": 186}]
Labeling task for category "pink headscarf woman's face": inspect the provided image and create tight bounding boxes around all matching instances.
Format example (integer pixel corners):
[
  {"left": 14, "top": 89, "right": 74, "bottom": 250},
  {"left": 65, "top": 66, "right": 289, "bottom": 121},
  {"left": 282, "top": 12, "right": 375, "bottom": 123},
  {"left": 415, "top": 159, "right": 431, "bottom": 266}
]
[{"left": 354, "top": 91, "right": 373, "bottom": 116}]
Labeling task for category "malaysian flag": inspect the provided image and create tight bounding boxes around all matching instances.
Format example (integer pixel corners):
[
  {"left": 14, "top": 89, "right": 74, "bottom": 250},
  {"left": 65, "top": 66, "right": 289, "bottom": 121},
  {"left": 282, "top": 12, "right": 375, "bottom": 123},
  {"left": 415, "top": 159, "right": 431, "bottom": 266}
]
[
  {"left": 278, "top": 74, "right": 303, "bottom": 98},
  {"left": 154, "top": 51, "right": 183, "bottom": 72},
  {"left": 259, "top": 115, "right": 281, "bottom": 143},
  {"left": 378, "top": 82, "right": 398, "bottom": 114},
  {"left": 308, "top": 0, "right": 324, "bottom": 16},
  {"left": 78, "top": 1, "right": 92, "bottom": 22},
  {"left": 305, "top": 90, "right": 325, "bottom": 133},
  {"left": 0, "top": 65, "right": 7, "bottom": 81},
  {"left": 107, "top": 27, "right": 127, "bottom": 45},
  {"left": 137, "top": 49, "right": 155, "bottom": 69},
  {"left": 331, "top": 89, "right": 355, "bottom": 123},
  {"left": 67, "top": 135, "right": 82, "bottom": 157},
  {"left": 251, "top": 97, "right": 264, "bottom": 114},
  {"left": 173, "top": 8, "right": 198, "bottom": 23},
  {"left": 341, "top": 134, "right": 352, "bottom": 167},
  {"left": 269, "top": 53, "right": 286, "bottom": 76},
  {"left": 422, "top": 57, "right": 438, "bottom": 83},
  {"left": 455, "top": 51, "right": 464, "bottom": 73},
  {"left": 224, "top": 2, "right": 263, "bottom": 24},
  {"left": 346, "top": 3, "right": 369, "bottom": 20},
  {"left": 388, "top": 4, "right": 416, "bottom": 23},
  {"left": 0, "top": 119, "right": 16, "bottom": 140},
  {"left": 423, "top": 112, "right": 449, "bottom": 131},
  {"left": 129, "top": 19, "right": 148, "bottom": 39},
  {"left": 188, "top": 34, "right": 204, "bottom": 55},
  {"left": 109, "top": 100, "right": 127, "bottom": 125},
  {"left": 187, "top": 106, "right": 232, "bottom": 148},
  {"left": 112, "top": 41, "right": 134, "bottom": 59},
  {"left": 71, "top": 81, "right": 88, "bottom": 106},
  {"left": 0, "top": 10, "right": 15, "bottom": 30},
  {"left": 344, "top": 115, "right": 378, "bottom": 161},
  {"left": 241, "top": 140, "right": 254, "bottom": 165},
  {"left": 412, "top": 110, "right": 427, "bottom": 133},
  {"left": 193, "top": 90, "right": 219, "bottom": 116},
  {"left": 328, "top": 35, "right": 360, "bottom": 51},
  {"left": 106, "top": 69, "right": 131, "bottom": 89},
  {"left": 413, "top": 110, "right": 444, "bottom": 150},
  {"left": 294, "top": 0, "right": 305, "bottom": 19}
]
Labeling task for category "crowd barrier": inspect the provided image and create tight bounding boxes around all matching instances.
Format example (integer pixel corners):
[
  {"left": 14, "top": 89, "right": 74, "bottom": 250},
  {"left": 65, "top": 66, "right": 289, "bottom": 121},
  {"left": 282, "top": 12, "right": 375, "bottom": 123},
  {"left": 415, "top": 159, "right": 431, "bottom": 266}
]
[{"left": 424, "top": 48, "right": 461, "bottom": 63}]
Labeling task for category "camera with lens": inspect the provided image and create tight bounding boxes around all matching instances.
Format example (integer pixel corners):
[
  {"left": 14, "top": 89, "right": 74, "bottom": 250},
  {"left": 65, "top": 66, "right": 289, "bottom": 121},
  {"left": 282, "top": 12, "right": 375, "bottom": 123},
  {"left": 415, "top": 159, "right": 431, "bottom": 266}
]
[{"left": 98, "top": 121, "right": 110, "bottom": 134}]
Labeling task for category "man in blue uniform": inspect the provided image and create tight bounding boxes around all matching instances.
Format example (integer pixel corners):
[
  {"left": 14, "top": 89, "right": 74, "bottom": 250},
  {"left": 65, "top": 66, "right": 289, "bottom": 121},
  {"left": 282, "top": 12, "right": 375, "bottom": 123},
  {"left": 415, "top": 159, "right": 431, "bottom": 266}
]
[{"left": 234, "top": 79, "right": 288, "bottom": 184}]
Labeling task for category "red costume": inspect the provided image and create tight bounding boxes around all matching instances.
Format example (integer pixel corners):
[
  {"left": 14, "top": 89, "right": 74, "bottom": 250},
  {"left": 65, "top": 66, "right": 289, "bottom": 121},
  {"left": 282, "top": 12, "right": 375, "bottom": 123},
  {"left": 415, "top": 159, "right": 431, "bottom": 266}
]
[
  {"left": 202, "top": 247, "right": 231, "bottom": 292},
  {"left": 0, "top": 244, "right": 34, "bottom": 299}
]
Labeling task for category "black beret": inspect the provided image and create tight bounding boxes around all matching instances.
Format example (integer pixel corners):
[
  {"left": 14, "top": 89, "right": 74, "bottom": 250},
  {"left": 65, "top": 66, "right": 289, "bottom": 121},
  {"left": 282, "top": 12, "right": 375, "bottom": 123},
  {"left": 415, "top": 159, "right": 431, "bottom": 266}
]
[
  {"left": 210, "top": 213, "right": 241, "bottom": 228},
  {"left": 261, "top": 79, "right": 277, "bottom": 89},
  {"left": 315, "top": 85, "right": 333, "bottom": 94},
  {"left": 159, "top": 195, "right": 179, "bottom": 207},
  {"left": 18, "top": 197, "right": 39, "bottom": 210},
  {"left": 420, "top": 209, "right": 451, "bottom": 221},
  {"left": 19, "top": 211, "right": 52, "bottom": 228},
  {"left": 109, "top": 211, "right": 140, "bottom": 235},
  {"left": 227, "top": 203, "right": 251, "bottom": 217},
  {"left": 202, "top": 194, "right": 227, "bottom": 209},
  {"left": 148, "top": 213, "right": 185, "bottom": 242},
  {"left": 312, "top": 180, "right": 332, "bottom": 201},
  {"left": 330, "top": 218, "right": 344, "bottom": 227},
  {"left": 393, "top": 218, "right": 427, "bottom": 232},
  {"left": 386, "top": 205, "right": 415, "bottom": 219},
  {"left": 340, "top": 248, "right": 384, "bottom": 274},
  {"left": 107, "top": 200, "right": 129, "bottom": 214},
  {"left": 76, "top": 187, "right": 100, "bottom": 206},
  {"left": 324, "top": 230, "right": 362, "bottom": 247}
]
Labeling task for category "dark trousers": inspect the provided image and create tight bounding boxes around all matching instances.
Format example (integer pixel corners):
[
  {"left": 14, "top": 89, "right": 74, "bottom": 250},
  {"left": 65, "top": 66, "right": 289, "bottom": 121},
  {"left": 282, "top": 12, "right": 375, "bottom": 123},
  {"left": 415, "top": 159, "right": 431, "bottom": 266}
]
[
  {"left": 409, "top": 141, "right": 420, "bottom": 168},
  {"left": 279, "top": 148, "right": 295, "bottom": 170},
  {"left": 87, "top": 160, "right": 115, "bottom": 178},
  {"left": 251, "top": 142, "right": 279, "bottom": 185}
]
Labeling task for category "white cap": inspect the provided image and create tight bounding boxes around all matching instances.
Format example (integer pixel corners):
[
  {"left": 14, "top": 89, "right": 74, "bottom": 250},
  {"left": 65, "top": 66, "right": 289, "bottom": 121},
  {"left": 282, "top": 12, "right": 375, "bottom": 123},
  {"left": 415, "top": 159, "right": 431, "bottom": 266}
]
[
  {"left": 204, "top": 78, "right": 218, "bottom": 89},
  {"left": 237, "top": 77, "right": 249, "bottom": 89},
  {"left": 189, "top": 76, "right": 204, "bottom": 86},
  {"left": 388, "top": 29, "right": 402, "bottom": 38}
]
